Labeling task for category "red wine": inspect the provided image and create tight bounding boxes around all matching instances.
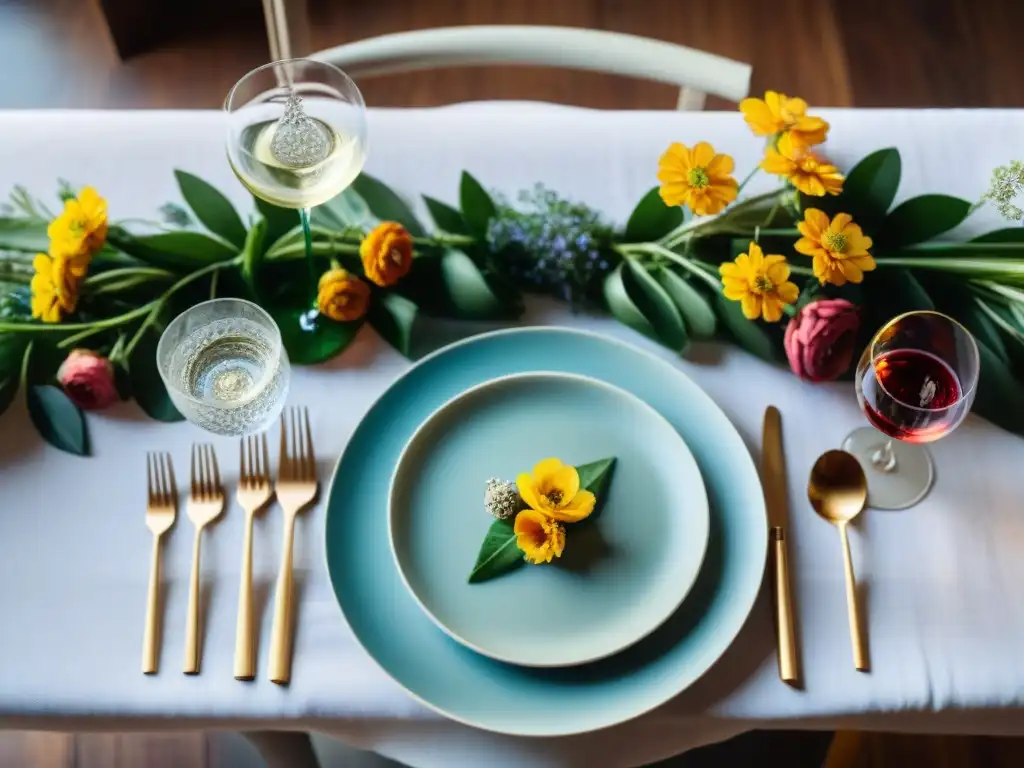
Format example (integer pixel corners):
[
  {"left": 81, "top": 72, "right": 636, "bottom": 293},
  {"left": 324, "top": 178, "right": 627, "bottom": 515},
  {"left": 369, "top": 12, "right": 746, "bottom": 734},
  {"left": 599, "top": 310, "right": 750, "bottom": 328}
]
[{"left": 859, "top": 349, "right": 963, "bottom": 443}]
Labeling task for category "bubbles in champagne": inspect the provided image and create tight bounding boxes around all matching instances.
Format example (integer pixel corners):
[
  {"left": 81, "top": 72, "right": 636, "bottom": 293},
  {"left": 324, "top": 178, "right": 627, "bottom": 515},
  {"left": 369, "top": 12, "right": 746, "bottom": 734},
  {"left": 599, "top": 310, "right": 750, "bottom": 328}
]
[{"left": 270, "top": 93, "right": 332, "bottom": 168}]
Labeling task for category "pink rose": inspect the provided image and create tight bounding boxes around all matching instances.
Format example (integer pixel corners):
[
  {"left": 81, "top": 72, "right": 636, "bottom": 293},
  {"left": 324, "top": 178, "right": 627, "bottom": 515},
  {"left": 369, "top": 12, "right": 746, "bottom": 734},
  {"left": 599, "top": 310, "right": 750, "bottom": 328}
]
[
  {"left": 784, "top": 299, "right": 862, "bottom": 382},
  {"left": 57, "top": 349, "right": 118, "bottom": 410}
]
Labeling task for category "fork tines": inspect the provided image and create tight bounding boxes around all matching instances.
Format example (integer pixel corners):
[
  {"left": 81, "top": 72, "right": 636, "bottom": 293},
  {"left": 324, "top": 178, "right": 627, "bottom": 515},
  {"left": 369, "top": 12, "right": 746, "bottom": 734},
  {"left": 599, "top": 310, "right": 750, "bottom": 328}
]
[
  {"left": 240, "top": 433, "right": 271, "bottom": 489},
  {"left": 190, "top": 444, "right": 222, "bottom": 500},
  {"left": 279, "top": 406, "right": 316, "bottom": 483},
  {"left": 147, "top": 451, "right": 176, "bottom": 508}
]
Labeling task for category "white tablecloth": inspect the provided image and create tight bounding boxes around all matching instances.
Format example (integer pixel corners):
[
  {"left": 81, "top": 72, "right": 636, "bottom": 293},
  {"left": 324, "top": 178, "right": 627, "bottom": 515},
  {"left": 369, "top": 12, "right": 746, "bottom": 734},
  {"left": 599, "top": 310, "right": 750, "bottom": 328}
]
[{"left": 2, "top": 105, "right": 1024, "bottom": 768}]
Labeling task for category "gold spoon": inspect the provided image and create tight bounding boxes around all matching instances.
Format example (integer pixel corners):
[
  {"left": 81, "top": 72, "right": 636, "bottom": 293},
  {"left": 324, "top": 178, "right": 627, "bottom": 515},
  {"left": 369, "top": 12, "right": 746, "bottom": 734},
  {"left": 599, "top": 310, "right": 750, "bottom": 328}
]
[{"left": 808, "top": 449, "right": 870, "bottom": 672}]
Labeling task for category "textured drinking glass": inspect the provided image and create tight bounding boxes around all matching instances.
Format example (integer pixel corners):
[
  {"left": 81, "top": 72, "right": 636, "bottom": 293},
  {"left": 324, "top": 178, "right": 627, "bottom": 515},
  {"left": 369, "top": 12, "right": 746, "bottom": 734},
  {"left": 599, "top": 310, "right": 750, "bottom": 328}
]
[
  {"left": 844, "top": 311, "right": 979, "bottom": 509},
  {"left": 157, "top": 299, "right": 291, "bottom": 436},
  {"left": 225, "top": 58, "right": 368, "bottom": 363}
]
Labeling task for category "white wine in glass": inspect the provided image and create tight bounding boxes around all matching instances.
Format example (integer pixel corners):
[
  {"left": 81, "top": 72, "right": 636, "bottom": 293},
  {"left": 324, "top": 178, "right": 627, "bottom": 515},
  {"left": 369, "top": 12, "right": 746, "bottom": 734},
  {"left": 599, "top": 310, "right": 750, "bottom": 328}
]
[
  {"left": 225, "top": 58, "right": 368, "bottom": 363},
  {"left": 157, "top": 299, "right": 290, "bottom": 436}
]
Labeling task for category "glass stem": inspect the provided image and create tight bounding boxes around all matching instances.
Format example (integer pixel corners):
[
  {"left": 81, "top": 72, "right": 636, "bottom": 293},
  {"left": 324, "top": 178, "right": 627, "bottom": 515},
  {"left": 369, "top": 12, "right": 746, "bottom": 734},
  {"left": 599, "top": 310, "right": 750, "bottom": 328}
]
[
  {"left": 300, "top": 206, "right": 315, "bottom": 303},
  {"left": 871, "top": 439, "right": 898, "bottom": 473}
]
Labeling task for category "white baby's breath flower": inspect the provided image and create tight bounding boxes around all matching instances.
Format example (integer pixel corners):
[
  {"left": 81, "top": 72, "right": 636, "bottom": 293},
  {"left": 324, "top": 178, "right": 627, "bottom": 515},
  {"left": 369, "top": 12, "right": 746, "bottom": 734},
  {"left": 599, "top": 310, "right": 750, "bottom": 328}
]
[
  {"left": 983, "top": 160, "right": 1024, "bottom": 222},
  {"left": 484, "top": 478, "right": 522, "bottom": 520}
]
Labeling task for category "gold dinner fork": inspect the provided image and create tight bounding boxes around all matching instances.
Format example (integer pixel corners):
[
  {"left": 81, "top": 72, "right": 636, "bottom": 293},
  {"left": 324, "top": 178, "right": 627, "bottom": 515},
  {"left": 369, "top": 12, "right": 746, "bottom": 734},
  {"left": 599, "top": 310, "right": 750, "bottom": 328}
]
[
  {"left": 184, "top": 444, "right": 225, "bottom": 675},
  {"left": 143, "top": 452, "right": 176, "bottom": 675},
  {"left": 234, "top": 433, "right": 273, "bottom": 680},
  {"left": 269, "top": 406, "right": 319, "bottom": 685}
]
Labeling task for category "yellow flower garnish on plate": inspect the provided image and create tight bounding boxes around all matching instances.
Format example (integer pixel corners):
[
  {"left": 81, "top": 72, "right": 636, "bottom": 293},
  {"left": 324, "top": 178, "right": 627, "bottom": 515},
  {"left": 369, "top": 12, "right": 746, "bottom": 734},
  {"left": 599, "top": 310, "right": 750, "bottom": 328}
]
[
  {"left": 719, "top": 242, "right": 799, "bottom": 323},
  {"left": 516, "top": 457, "right": 596, "bottom": 523},
  {"left": 47, "top": 186, "right": 108, "bottom": 265},
  {"left": 657, "top": 141, "right": 738, "bottom": 216},
  {"left": 514, "top": 508, "right": 566, "bottom": 564},
  {"left": 796, "top": 209, "right": 876, "bottom": 286},
  {"left": 739, "top": 91, "right": 829, "bottom": 147},
  {"left": 30, "top": 251, "right": 80, "bottom": 323},
  {"left": 760, "top": 133, "right": 844, "bottom": 197}
]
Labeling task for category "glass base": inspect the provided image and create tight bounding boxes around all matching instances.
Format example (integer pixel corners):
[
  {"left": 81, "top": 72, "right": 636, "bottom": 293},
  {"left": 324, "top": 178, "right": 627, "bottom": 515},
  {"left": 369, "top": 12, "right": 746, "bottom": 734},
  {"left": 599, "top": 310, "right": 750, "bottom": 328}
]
[
  {"left": 272, "top": 304, "right": 362, "bottom": 365},
  {"left": 841, "top": 427, "right": 934, "bottom": 510}
]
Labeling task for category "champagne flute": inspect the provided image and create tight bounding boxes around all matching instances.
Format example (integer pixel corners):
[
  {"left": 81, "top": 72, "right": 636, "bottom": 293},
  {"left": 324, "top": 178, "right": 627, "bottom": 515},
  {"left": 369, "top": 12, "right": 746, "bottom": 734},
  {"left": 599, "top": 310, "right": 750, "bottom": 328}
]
[
  {"left": 157, "top": 298, "right": 290, "bottom": 436},
  {"left": 225, "top": 58, "right": 368, "bottom": 363},
  {"left": 843, "top": 311, "right": 979, "bottom": 509}
]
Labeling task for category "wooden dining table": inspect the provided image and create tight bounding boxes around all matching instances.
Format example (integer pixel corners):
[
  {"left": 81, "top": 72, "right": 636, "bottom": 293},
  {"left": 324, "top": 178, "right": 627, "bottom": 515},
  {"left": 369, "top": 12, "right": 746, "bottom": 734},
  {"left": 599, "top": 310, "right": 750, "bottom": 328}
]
[{"left": 1, "top": 104, "right": 1024, "bottom": 768}]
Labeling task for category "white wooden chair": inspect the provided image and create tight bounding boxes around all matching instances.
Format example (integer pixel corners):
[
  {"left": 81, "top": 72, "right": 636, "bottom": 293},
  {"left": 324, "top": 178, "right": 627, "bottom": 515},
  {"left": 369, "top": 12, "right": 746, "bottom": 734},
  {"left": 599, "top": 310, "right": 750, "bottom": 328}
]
[{"left": 260, "top": 5, "right": 751, "bottom": 109}]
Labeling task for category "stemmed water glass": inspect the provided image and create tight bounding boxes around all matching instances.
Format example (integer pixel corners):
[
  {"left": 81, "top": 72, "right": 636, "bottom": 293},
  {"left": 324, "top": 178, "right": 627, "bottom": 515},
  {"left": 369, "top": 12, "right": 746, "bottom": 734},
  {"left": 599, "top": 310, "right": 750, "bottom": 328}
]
[
  {"left": 843, "top": 311, "right": 979, "bottom": 509},
  {"left": 224, "top": 58, "right": 368, "bottom": 364}
]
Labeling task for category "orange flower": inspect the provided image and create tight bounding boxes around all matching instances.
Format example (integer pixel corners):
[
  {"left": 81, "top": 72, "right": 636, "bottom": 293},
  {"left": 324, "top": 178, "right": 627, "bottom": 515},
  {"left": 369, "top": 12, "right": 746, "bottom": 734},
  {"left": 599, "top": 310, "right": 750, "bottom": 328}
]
[
  {"left": 795, "top": 209, "right": 876, "bottom": 286},
  {"left": 719, "top": 242, "right": 799, "bottom": 323},
  {"left": 47, "top": 186, "right": 108, "bottom": 264},
  {"left": 360, "top": 221, "right": 414, "bottom": 287},
  {"left": 657, "top": 141, "right": 738, "bottom": 216},
  {"left": 739, "top": 91, "right": 829, "bottom": 146},
  {"left": 514, "top": 508, "right": 566, "bottom": 564},
  {"left": 760, "top": 133, "right": 844, "bottom": 197},
  {"left": 317, "top": 268, "right": 370, "bottom": 322}
]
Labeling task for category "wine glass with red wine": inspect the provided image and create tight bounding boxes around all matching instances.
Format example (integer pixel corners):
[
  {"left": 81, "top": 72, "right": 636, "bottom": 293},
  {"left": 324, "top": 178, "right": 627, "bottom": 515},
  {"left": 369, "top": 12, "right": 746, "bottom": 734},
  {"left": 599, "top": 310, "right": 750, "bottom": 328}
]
[{"left": 843, "top": 311, "right": 979, "bottom": 509}]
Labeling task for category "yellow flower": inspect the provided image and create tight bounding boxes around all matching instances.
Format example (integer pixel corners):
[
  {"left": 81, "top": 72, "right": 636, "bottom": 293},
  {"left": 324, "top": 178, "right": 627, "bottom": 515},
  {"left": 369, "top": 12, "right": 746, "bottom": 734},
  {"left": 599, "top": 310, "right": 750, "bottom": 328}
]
[
  {"left": 719, "top": 242, "right": 799, "bottom": 323},
  {"left": 30, "top": 252, "right": 79, "bottom": 323},
  {"left": 739, "top": 91, "right": 829, "bottom": 146},
  {"left": 47, "top": 186, "right": 108, "bottom": 266},
  {"left": 514, "top": 508, "right": 566, "bottom": 564},
  {"left": 516, "top": 457, "right": 596, "bottom": 524},
  {"left": 360, "top": 221, "right": 413, "bottom": 287},
  {"left": 317, "top": 268, "right": 370, "bottom": 322},
  {"left": 658, "top": 141, "right": 738, "bottom": 216},
  {"left": 795, "top": 209, "right": 876, "bottom": 286},
  {"left": 760, "top": 133, "right": 844, "bottom": 197}
]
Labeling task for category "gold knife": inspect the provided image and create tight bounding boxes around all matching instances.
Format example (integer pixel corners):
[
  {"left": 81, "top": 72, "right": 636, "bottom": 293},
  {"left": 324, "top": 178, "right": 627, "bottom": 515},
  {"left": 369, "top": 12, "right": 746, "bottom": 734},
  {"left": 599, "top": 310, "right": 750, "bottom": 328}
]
[{"left": 763, "top": 406, "right": 799, "bottom": 685}]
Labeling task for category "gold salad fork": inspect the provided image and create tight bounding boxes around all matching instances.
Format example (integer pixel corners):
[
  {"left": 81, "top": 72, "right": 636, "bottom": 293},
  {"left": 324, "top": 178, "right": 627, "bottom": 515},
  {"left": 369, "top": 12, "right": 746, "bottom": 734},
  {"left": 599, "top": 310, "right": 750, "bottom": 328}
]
[
  {"left": 184, "top": 444, "right": 225, "bottom": 675},
  {"left": 143, "top": 452, "right": 176, "bottom": 675},
  {"left": 234, "top": 433, "right": 273, "bottom": 680},
  {"left": 269, "top": 407, "right": 319, "bottom": 685}
]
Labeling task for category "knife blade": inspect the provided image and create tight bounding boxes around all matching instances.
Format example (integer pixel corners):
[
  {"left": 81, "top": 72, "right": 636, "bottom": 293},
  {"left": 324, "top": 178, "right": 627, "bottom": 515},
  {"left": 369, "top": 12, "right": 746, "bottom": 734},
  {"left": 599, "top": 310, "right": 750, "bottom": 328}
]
[{"left": 762, "top": 405, "right": 799, "bottom": 684}]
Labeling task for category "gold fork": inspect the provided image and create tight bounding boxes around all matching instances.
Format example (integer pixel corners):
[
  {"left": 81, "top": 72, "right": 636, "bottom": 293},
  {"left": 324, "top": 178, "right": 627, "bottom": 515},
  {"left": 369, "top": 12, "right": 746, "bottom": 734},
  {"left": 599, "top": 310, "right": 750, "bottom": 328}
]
[
  {"left": 143, "top": 452, "right": 176, "bottom": 675},
  {"left": 269, "top": 406, "right": 319, "bottom": 684},
  {"left": 234, "top": 433, "right": 273, "bottom": 681},
  {"left": 184, "top": 444, "right": 225, "bottom": 675}
]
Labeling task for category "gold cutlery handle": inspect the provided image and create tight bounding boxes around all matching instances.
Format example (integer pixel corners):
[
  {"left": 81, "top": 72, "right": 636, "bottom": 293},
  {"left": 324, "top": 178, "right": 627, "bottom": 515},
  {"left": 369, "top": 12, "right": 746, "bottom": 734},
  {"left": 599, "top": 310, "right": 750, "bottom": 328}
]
[
  {"left": 771, "top": 529, "right": 799, "bottom": 683},
  {"left": 234, "top": 514, "right": 256, "bottom": 680},
  {"left": 184, "top": 527, "right": 203, "bottom": 675},
  {"left": 269, "top": 515, "right": 296, "bottom": 685},
  {"left": 142, "top": 535, "right": 162, "bottom": 675},
  {"left": 840, "top": 523, "right": 869, "bottom": 672}
]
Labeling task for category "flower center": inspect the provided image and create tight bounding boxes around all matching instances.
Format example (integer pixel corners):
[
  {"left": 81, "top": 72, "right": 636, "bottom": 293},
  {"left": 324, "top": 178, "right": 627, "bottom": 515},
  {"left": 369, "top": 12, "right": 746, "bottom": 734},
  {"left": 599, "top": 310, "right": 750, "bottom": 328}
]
[
  {"left": 687, "top": 167, "right": 710, "bottom": 189},
  {"left": 389, "top": 248, "right": 404, "bottom": 265},
  {"left": 753, "top": 275, "right": 774, "bottom": 293},
  {"left": 824, "top": 232, "right": 847, "bottom": 253},
  {"left": 545, "top": 490, "right": 563, "bottom": 506}
]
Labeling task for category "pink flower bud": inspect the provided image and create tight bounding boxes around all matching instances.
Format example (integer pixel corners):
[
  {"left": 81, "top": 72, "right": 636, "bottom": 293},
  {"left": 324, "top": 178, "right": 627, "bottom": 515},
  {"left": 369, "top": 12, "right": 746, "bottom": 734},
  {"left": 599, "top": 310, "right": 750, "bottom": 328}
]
[
  {"left": 784, "top": 299, "right": 862, "bottom": 382},
  {"left": 57, "top": 349, "right": 118, "bottom": 411}
]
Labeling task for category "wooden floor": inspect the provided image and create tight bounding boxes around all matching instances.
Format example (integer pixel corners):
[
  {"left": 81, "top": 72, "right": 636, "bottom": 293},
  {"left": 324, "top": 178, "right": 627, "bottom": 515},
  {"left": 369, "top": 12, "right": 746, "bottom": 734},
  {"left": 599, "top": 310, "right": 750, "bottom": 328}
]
[{"left": 2, "top": 0, "right": 1024, "bottom": 765}]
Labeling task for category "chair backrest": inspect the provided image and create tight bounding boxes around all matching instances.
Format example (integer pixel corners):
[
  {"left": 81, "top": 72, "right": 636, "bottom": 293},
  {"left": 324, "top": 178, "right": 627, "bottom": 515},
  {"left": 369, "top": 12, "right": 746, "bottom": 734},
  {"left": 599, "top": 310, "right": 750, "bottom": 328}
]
[{"left": 310, "top": 26, "right": 751, "bottom": 110}]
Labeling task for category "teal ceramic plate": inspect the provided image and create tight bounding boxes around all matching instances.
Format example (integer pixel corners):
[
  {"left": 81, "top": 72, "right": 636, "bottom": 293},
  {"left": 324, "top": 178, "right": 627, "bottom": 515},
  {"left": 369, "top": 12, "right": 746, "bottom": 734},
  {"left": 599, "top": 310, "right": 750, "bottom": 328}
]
[
  {"left": 388, "top": 372, "right": 709, "bottom": 668},
  {"left": 325, "top": 328, "right": 767, "bottom": 737}
]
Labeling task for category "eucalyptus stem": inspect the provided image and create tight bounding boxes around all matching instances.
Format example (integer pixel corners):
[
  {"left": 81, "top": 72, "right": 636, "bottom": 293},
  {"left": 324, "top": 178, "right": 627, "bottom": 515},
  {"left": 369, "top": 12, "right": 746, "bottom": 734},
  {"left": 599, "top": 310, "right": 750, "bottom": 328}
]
[
  {"left": 736, "top": 166, "right": 760, "bottom": 196},
  {"left": 619, "top": 242, "right": 722, "bottom": 291},
  {"left": 0, "top": 301, "right": 159, "bottom": 335},
  {"left": 658, "top": 187, "right": 789, "bottom": 249},
  {"left": 84, "top": 267, "right": 174, "bottom": 286},
  {"left": 266, "top": 242, "right": 361, "bottom": 260},
  {"left": 87, "top": 277, "right": 161, "bottom": 296}
]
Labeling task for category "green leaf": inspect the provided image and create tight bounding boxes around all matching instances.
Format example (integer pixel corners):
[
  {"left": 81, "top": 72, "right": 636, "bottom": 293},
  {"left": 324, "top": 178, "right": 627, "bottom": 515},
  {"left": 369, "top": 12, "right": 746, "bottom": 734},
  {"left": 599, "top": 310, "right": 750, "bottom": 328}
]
[
  {"left": 576, "top": 456, "right": 617, "bottom": 523},
  {"left": 459, "top": 172, "right": 497, "bottom": 240},
  {"left": 270, "top": 306, "right": 362, "bottom": 365},
  {"left": 877, "top": 194, "right": 972, "bottom": 248},
  {"left": 239, "top": 219, "right": 267, "bottom": 297},
  {"left": 972, "top": 341, "right": 1024, "bottom": 437},
  {"left": 174, "top": 171, "right": 247, "bottom": 248},
  {"left": 468, "top": 518, "right": 524, "bottom": 584},
  {"left": 836, "top": 148, "right": 901, "bottom": 232},
  {"left": 127, "top": 329, "right": 184, "bottom": 423},
  {"left": 314, "top": 188, "right": 373, "bottom": 230},
  {"left": 958, "top": 298, "right": 1010, "bottom": 365},
  {"left": 0, "top": 333, "right": 27, "bottom": 416},
  {"left": 440, "top": 249, "right": 506, "bottom": 319},
  {"left": 254, "top": 197, "right": 299, "bottom": 249},
  {"left": 714, "top": 294, "right": 782, "bottom": 363},
  {"left": 622, "top": 259, "right": 688, "bottom": 351},
  {"left": 604, "top": 263, "right": 659, "bottom": 341},
  {"left": 27, "top": 384, "right": 88, "bottom": 456},
  {"left": 624, "top": 187, "right": 683, "bottom": 242},
  {"left": 351, "top": 174, "right": 424, "bottom": 236},
  {"left": 424, "top": 195, "right": 469, "bottom": 235},
  {"left": 108, "top": 229, "right": 237, "bottom": 271},
  {"left": 652, "top": 267, "right": 717, "bottom": 339},
  {"left": 971, "top": 228, "right": 1024, "bottom": 244},
  {"left": 864, "top": 269, "right": 933, "bottom": 314},
  {"left": 0, "top": 219, "right": 49, "bottom": 252},
  {"left": 369, "top": 291, "right": 418, "bottom": 357}
]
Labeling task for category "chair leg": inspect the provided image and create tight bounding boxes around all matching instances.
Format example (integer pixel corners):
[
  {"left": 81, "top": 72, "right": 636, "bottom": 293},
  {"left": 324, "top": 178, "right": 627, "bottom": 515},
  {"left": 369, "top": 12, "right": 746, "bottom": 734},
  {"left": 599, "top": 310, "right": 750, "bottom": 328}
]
[
  {"left": 242, "top": 730, "right": 323, "bottom": 768},
  {"left": 677, "top": 87, "right": 708, "bottom": 111},
  {"left": 262, "top": 0, "right": 313, "bottom": 60}
]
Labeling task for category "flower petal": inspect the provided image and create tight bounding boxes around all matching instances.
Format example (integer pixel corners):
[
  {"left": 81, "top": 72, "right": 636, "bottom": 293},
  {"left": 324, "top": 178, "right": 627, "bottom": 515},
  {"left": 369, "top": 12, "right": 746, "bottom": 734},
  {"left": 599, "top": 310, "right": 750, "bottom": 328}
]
[
  {"left": 516, "top": 473, "right": 544, "bottom": 512},
  {"left": 802, "top": 208, "right": 829, "bottom": 236},
  {"left": 707, "top": 152, "right": 735, "bottom": 177},
  {"left": 832, "top": 213, "right": 853, "bottom": 231},
  {"left": 741, "top": 293, "right": 761, "bottom": 320},
  {"left": 778, "top": 281, "right": 800, "bottom": 304},
  {"left": 691, "top": 141, "right": 716, "bottom": 168},
  {"left": 766, "top": 257, "right": 790, "bottom": 283},
  {"left": 532, "top": 458, "right": 565, "bottom": 487},
  {"left": 837, "top": 259, "right": 864, "bottom": 283},
  {"left": 547, "top": 489, "right": 596, "bottom": 523},
  {"left": 740, "top": 98, "right": 779, "bottom": 135},
  {"left": 746, "top": 242, "right": 764, "bottom": 268},
  {"left": 549, "top": 465, "right": 580, "bottom": 507},
  {"left": 760, "top": 150, "right": 793, "bottom": 175},
  {"left": 762, "top": 296, "right": 783, "bottom": 322},
  {"left": 794, "top": 237, "right": 819, "bottom": 256}
]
